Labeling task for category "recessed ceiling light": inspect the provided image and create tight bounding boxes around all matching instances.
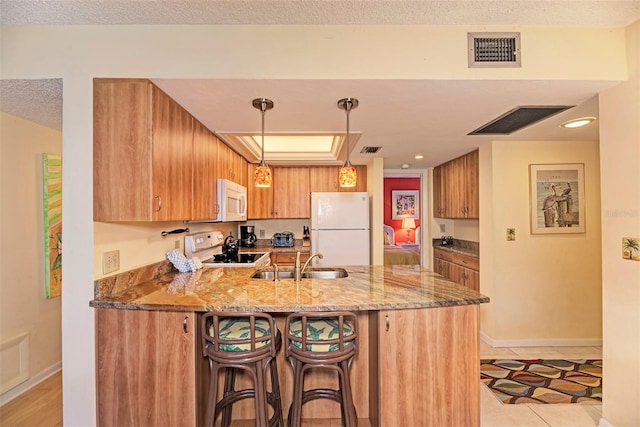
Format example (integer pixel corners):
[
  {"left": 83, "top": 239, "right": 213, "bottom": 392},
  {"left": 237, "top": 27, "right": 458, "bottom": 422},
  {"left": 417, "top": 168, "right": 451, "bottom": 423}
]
[
  {"left": 560, "top": 117, "right": 596, "bottom": 128},
  {"left": 415, "top": 155, "right": 424, "bottom": 159}
]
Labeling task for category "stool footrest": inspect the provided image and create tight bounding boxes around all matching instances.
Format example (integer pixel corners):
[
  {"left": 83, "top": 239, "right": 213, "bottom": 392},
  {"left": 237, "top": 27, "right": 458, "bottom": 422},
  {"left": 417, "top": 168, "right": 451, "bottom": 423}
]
[{"left": 301, "top": 388, "right": 343, "bottom": 405}]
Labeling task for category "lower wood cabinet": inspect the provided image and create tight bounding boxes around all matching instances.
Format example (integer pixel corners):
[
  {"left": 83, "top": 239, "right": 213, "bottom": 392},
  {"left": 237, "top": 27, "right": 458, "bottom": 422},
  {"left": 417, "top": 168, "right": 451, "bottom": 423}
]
[
  {"left": 370, "top": 306, "right": 480, "bottom": 427},
  {"left": 271, "top": 250, "right": 310, "bottom": 267},
  {"left": 95, "top": 308, "right": 207, "bottom": 427},
  {"left": 433, "top": 247, "right": 480, "bottom": 291}
]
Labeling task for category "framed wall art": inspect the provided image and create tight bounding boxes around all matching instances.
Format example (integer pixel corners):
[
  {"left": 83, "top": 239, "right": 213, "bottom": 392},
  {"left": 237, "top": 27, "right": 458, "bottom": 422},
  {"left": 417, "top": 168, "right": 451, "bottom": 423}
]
[
  {"left": 43, "top": 154, "right": 62, "bottom": 298},
  {"left": 391, "top": 190, "right": 419, "bottom": 219},
  {"left": 529, "top": 163, "right": 585, "bottom": 234}
]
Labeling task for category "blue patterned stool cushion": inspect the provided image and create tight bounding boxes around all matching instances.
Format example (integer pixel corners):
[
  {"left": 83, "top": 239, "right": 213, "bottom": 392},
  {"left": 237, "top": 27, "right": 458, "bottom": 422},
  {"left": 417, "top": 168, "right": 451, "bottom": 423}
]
[
  {"left": 289, "top": 317, "right": 355, "bottom": 352},
  {"left": 210, "top": 317, "right": 276, "bottom": 352}
]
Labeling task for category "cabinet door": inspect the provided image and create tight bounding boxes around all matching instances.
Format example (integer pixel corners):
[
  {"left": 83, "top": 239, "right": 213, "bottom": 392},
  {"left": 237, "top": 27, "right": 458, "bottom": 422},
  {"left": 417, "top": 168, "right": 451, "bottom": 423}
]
[
  {"left": 434, "top": 257, "right": 451, "bottom": 278},
  {"left": 96, "top": 309, "right": 197, "bottom": 427},
  {"left": 94, "top": 79, "right": 152, "bottom": 221},
  {"left": 433, "top": 165, "right": 445, "bottom": 218},
  {"left": 309, "top": 166, "right": 340, "bottom": 192},
  {"left": 191, "top": 120, "right": 218, "bottom": 220},
  {"left": 150, "top": 85, "right": 194, "bottom": 221},
  {"left": 247, "top": 163, "right": 275, "bottom": 219},
  {"left": 463, "top": 150, "right": 479, "bottom": 218},
  {"left": 377, "top": 307, "right": 480, "bottom": 427},
  {"left": 274, "top": 167, "right": 310, "bottom": 218}
]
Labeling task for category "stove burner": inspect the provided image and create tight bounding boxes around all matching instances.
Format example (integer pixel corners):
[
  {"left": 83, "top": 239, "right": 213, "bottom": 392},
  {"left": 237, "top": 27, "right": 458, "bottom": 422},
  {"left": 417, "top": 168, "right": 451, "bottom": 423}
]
[{"left": 209, "top": 253, "right": 263, "bottom": 264}]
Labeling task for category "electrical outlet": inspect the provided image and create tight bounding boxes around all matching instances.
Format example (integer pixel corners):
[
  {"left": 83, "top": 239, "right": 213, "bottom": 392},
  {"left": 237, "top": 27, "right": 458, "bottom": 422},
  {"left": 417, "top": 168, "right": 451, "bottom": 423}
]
[
  {"left": 103, "top": 250, "right": 120, "bottom": 274},
  {"left": 439, "top": 224, "right": 446, "bottom": 233},
  {"left": 507, "top": 228, "right": 516, "bottom": 241},
  {"left": 259, "top": 229, "right": 265, "bottom": 238},
  {"left": 174, "top": 239, "right": 180, "bottom": 249}
]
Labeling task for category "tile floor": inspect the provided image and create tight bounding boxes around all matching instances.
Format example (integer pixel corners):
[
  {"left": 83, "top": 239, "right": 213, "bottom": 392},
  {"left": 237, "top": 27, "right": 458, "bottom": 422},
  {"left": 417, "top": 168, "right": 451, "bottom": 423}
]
[{"left": 479, "top": 341, "right": 603, "bottom": 427}]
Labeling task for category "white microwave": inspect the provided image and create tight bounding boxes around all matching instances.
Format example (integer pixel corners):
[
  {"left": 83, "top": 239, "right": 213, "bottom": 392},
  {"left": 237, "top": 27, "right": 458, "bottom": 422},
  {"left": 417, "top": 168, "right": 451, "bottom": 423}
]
[{"left": 217, "top": 179, "right": 247, "bottom": 222}]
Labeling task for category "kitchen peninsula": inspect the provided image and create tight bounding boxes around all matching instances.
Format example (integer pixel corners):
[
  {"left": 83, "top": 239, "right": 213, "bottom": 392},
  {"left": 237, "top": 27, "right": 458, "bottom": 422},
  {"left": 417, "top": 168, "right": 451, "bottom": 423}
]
[{"left": 91, "top": 264, "right": 489, "bottom": 427}]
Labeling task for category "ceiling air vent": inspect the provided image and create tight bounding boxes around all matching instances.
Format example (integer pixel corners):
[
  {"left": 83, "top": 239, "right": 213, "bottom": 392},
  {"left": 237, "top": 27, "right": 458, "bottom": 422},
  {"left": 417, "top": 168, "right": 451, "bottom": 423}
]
[
  {"left": 468, "top": 32, "right": 521, "bottom": 68},
  {"left": 469, "top": 106, "right": 574, "bottom": 135},
  {"left": 360, "top": 146, "right": 381, "bottom": 154}
]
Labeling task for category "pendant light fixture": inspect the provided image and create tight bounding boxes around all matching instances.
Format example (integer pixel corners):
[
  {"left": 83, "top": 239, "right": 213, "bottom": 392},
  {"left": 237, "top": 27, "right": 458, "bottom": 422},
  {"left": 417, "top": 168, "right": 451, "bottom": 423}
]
[
  {"left": 338, "top": 97, "right": 359, "bottom": 188},
  {"left": 252, "top": 98, "right": 274, "bottom": 187}
]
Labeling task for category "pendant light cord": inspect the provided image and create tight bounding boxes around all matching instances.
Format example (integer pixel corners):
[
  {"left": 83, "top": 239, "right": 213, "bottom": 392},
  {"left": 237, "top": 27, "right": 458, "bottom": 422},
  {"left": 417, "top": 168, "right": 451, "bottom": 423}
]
[
  {"left": 345, "top": 99, "right": 352, "bottom": 166},
  {"left": 260, "top": 100, "right": 266, "bottom": 166}
]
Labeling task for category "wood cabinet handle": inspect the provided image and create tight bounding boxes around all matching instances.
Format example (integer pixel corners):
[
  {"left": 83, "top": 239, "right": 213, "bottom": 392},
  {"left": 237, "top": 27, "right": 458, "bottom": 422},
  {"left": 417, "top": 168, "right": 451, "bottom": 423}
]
[
  {"left": 154, "top": 195, "right": 162, "bottom": 212},
  {"left": 183, "top": 316, "right": 188, "bottom": 333},
  {"left": 385, "top": 314, "right": 390, "bottom": 332}
]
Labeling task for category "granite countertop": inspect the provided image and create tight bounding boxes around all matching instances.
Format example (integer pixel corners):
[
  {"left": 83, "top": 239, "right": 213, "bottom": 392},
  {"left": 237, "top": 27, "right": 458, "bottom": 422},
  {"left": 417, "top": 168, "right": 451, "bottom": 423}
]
[
  {"left": 90, "top": 265, "right": 489, "bottom": 313},
  {"left": 432, "top": 239, "right": 479, "bottom": 258}
]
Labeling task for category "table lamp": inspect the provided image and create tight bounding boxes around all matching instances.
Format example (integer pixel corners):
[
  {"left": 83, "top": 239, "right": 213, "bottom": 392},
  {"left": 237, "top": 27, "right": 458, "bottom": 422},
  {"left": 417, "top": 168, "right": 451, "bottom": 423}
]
[{"left": 402, "top": 218, "right": 416, "bottom": 243}]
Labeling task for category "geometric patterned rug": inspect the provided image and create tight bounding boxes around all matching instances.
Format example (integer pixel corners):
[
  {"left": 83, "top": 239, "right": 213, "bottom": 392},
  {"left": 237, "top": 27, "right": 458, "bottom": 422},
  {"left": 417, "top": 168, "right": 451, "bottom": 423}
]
[{"left": 481, "top": 359, "right": 602, "bottom": 405}]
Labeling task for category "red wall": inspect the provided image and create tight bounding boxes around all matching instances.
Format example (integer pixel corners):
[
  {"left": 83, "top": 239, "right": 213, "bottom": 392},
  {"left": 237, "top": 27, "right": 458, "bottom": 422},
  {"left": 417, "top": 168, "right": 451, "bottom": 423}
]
[{"left": 383, "top": 177, "right": 420, "bottom": 243}]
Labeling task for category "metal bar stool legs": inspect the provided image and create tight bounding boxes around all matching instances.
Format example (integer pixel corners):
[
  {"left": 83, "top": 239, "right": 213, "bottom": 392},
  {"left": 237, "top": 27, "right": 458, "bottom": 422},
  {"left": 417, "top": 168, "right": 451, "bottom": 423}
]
[
  {"left": 285, "top": 312, "right": 358, "bottom": 427},
  {"left": 202, "top": 312, "right": 284, "bottom": 427}
]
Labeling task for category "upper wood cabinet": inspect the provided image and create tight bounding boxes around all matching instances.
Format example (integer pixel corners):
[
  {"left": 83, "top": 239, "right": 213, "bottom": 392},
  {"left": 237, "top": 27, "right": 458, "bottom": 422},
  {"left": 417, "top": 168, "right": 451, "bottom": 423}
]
[
  {"left": 217, "top": 140, "right": 247, "bottom": 186},
  {"left": 192, "top": 120, "right": 219, "bottom": 221},
  {"left": 309, "top": 165, "right": 368, "bottom": 193},
  {"left": 94, "top": 79, "right": 194, "bottom": 221},
  {"left": 432, "top": 150, "right": 479, "bottom": 219},
  {"left": 247, "top": 165, "right": 310, "bottom": 219}
]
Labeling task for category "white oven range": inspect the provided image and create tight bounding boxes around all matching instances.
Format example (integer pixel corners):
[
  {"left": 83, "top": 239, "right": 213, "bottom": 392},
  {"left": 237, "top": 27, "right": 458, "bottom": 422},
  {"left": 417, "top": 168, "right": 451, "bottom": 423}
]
[{"left": 184, "top": 231, "right": 270, "bottom": 268}]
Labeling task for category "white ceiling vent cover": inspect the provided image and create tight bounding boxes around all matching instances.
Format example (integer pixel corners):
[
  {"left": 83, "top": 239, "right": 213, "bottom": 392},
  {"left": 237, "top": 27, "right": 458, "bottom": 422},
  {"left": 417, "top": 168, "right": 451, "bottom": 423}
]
[{"left": 468, "top": 32, "right": 521, "bottom": 68}]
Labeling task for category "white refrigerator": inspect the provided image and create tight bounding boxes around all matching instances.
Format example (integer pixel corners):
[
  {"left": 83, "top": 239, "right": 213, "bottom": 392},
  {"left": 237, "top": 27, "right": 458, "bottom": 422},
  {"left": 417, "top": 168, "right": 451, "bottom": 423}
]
[{"left": 310, "top": 192, "right": 370, "bottom": 266}]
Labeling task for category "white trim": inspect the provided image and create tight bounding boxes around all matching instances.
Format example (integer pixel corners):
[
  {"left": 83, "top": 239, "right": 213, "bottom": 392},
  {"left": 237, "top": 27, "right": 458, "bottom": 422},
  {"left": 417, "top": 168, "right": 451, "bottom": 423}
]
[
  {"left": 0, "top": 333, "right": 30, "bottom": 394},
  {"left": 480, "top": 331, "right": 603, "bottom": 348},
  {"left": 599, "top": 418, "right": 615, "bottom": 427},
  {"left": 0, "top": 362, "right": 62, "bottom": 406}
]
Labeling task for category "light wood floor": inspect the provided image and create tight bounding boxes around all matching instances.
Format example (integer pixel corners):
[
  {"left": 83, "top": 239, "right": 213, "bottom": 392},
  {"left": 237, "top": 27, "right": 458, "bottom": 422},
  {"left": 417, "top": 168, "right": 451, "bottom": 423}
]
[
  {"left": 0, "top": 371, "right": 371, "bottom": 427},
  {"left": 0, "top": 371, "right": 63, "bottom": 427}
]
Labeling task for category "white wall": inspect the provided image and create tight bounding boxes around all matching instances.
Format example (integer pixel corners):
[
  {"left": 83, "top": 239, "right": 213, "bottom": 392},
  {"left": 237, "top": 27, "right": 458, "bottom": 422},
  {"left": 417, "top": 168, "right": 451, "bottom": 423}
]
[
  {"left": 0, "top": 113, "right": 62, "bottom": 403},
  {"left": 599, "top": 20, "right": 640, "bottom": 427},
  {"left": 0, "top": 24, "right": 631, "bottom": 425},
  {"left": 480, "top": 140, "right": 602, "bottom": 345}
]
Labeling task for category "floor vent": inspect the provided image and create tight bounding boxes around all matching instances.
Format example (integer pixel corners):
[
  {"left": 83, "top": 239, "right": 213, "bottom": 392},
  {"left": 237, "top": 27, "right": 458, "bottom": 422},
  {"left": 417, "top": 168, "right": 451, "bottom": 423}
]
[
  {"left": 360, "top": 146, "right": 381, "bottom": 154},
  {"left": 469, "top": 106, "right": 574, "bottom": 135},
  {"left": 468, "top": 32, "right": 521, "bottom": 68}
]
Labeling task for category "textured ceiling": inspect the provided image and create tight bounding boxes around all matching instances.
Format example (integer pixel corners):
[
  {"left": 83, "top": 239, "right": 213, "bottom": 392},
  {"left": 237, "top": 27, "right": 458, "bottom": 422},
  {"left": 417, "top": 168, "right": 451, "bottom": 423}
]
[
  {"left": 2, "top": 0, "right": 639, "bottom": 26},
  {"left": 2, "top": 1, "right": 638, "bottom": 167}
]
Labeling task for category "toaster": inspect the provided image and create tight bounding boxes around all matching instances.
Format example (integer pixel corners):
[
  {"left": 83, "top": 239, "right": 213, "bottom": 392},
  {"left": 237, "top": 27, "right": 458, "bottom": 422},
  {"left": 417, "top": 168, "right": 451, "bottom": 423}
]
[{"left": 272, "top": 231, "right": 295, "bottom": 247}]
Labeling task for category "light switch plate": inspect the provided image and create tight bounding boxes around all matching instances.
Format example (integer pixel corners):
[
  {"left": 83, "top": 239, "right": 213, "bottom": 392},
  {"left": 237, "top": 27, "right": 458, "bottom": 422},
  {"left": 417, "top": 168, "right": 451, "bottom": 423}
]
[{"left": 507, "top": 228, "right": 516, "bottom": 241}]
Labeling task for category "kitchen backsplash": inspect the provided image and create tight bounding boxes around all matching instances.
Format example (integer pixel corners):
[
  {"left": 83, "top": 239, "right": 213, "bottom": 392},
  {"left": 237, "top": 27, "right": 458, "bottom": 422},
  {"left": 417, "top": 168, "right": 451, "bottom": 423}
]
[{"left": 241, "top": 219, "right": 310, "bottom": 241}]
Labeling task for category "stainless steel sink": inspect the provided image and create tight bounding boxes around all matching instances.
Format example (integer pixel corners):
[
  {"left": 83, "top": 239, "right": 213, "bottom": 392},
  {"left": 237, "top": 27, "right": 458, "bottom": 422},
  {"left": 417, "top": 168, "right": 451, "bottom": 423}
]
[
  {"left": 302, "top": 268, "right": 348, "bottom": 279},
  {"left": 251, "top": 270, "right": 294, "bottom": 280},
  {"left": 251, "top": 268, "right": 348, "bottom": 280}
]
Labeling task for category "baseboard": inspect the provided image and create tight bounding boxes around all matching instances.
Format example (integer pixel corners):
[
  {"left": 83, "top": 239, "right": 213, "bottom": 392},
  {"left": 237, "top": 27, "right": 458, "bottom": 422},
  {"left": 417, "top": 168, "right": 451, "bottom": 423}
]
[
  {"left": 0, "top": 362, "right": 62, "bottom": 406},
  {"left": 480, "top": 331, "right": 603, "bottom": 348},
  {"left": 599, "top": 418, "right": 615, "bottom": 427}
]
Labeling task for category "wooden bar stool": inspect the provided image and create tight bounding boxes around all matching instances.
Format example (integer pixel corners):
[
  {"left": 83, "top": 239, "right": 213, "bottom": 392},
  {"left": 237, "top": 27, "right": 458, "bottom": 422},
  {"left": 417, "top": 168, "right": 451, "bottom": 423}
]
[
  {"left": 201, "top": 312, "right": 284, "bottom": 427},
  {"left": 285, "top": 312, "right": 358, "bottom": 427}
]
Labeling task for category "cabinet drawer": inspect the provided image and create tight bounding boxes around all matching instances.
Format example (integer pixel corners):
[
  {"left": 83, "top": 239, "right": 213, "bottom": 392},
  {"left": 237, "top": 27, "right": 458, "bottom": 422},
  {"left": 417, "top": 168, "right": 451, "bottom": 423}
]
[
  {"left": 272, "top": 251, "right": 310, "bottom": 265},
  {"left": 433, "top": 248, "right": 455, "bottom": 263},
  {"left": 452, "top": 253, "right": 479, "bottom": 271}
]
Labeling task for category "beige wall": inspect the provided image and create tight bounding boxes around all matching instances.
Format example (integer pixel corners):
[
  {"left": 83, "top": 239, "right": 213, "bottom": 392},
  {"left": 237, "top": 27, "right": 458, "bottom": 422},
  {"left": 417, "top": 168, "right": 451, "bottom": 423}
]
[
  {"left": 599, "top": 20, "right": 640, "bottom": 427},
  {"left": 480, "top": 140, "right": 602, "bottom": 344},
  {"left": 0, "top": 113, "right": 62, "bottom": 402},
  {"left": 0, "top": 23, "right": 632, "bottom": 425}
]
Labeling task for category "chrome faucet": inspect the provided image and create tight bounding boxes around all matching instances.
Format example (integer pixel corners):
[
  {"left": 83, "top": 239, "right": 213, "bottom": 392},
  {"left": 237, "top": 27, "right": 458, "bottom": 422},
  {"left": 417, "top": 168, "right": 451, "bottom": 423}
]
[
  {"left": 301, "top": 252, "right": 323, "bottom": 275},
  {"left": 295, "top": 252, "right": 324, "bottom": 282},
  {"left": 294, "top": 252, "right": 303, "bottom": 282},
  {"left": 272, "top": 263, "right": 280, "bottom": 282}
]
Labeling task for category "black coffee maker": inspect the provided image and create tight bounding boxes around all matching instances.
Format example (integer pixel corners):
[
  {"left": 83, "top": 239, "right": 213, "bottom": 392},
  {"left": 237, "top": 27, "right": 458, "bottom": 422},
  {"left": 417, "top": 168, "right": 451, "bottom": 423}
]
[{"left": 239, "top": 225, "right": 257, "bottom": 248}]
